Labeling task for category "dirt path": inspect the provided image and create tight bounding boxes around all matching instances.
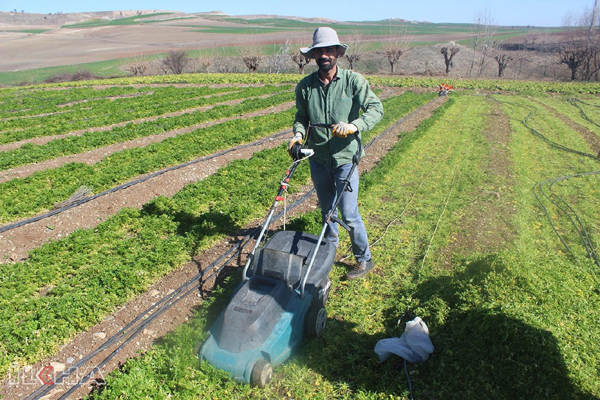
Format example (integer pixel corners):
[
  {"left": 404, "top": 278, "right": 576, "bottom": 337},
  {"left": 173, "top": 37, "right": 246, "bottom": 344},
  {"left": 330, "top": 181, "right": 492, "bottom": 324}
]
[{"left": 0, "top": 96, "right": 445, "bottom": 400}]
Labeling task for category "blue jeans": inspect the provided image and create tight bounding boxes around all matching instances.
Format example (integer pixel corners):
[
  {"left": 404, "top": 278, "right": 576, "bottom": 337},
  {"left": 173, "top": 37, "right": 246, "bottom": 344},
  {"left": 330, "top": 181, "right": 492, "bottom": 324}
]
[{"left": 310, "top": 159, "right": 371, "bottom": 263}]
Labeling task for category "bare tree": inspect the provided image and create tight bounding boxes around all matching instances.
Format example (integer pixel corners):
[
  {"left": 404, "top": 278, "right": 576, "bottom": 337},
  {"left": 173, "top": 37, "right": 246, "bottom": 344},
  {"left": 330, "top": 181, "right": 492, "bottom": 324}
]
[
  {"left": 344, "top": 31, "right": 367, "bottom": 70},
  {"left": 291, "top": 52, "right": 311, "bottom": 74},
  {"left": 125, "top": 53, "right": 151, "bottom": 76},
  {"left": 383, "top": 25, "right": 409, "bottom": 74},
  {"left": 212, "top": 47, "right": 236, "bottom": 73},
  {"left": 441, "top": 45, "right": 460, "bottom": 74},
  {"left": 290, "top": 41, "right": 311, "bottom": 74},
  {"left": 240, "top": 37, "right": 264, "bottom": 73},
  {"left": 494, "top": 53, "right": 514, "bottom": 77},
  {"left": 468, "top": 10, "right": 498, "bottom": 76},
  {"left": 199, "top": 56, "right": 215, "bottom": 73},
  {"left": 559, "top": 1, "right": 600, "bottom": 81},
  {"left": 162, "top": 50, "right": 190, "bottom": 74},
  {"left": 560, "top": 46, "right": 589, "bottom": 80}
]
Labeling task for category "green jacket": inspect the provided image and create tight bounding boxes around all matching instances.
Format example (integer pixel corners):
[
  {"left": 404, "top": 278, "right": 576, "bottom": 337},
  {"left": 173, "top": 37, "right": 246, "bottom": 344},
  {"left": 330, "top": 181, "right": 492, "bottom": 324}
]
[{"left": 293, "top": 67, "right": 384, "bottom": 168}]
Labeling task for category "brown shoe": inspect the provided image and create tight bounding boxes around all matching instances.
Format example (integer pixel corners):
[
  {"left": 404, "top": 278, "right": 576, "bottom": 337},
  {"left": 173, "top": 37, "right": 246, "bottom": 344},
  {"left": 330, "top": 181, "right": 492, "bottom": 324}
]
[{"left": 346, "top": 259, "right": 374, "bottom": 280}]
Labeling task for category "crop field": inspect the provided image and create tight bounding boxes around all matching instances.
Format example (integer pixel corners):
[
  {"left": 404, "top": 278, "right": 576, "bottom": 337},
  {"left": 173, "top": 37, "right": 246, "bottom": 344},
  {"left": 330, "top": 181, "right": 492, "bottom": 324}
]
[{"left": 0, "top": 74, "right": 599, "bottom": 400}]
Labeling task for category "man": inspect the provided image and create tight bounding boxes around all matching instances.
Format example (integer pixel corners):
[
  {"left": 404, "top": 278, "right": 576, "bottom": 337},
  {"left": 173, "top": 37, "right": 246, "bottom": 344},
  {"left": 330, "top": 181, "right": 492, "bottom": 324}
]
[{"left": 290, "top": 27, "right": 384, "bottom": 279}]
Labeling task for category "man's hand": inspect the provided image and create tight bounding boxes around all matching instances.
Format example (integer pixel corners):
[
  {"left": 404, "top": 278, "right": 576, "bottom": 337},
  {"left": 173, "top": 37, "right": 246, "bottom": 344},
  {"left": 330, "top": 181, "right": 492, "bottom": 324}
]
[
  {"left": 332, "top": 122, "right": 358, "bottom": 138},
  {"left": 288, "top": 132, "right": 303, "bottom": 157}
]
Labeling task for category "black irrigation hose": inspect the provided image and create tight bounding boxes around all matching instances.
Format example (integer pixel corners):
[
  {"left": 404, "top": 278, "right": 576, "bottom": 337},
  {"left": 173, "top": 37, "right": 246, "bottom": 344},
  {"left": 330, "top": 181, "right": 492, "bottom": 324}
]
[
  {"left": 28, "top": 232, "right": 254, "bottom": 400},
  {"left": 0, "top": 130, "right": 291, "bottom": 234},
  {"left": 24, "top": 97, "right": 440, "bottom": 399},
  {"left": 510, "top": 100, "right": 600, "bottom": 268},
  {"left": 2, "top": 96, "right": 439, "bottom": 235},
  {"left": 567, "top": 97, "right": 600, "bottom": 129},
  {"left": 523, "top": 107, "right": 599, "bottom": 160},
  {"left": 533, "top": 171, "right": 600, "bottom": 268},
  {"left": 27, "top": 178, "right": 318, "bottom": 400}
]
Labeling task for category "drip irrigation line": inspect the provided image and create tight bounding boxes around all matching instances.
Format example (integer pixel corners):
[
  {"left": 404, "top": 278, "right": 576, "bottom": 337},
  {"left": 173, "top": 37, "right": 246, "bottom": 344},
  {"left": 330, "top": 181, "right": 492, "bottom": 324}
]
[
  {"left": 533, "top": 179, "right": 574, "bottom": 255},
  {"left": 419, "top": 156, "right": 462, "bottom": 274},
  {"left": 548, "top": 172, "right": 600, "bottom": 267},
  {"left": 533, "top": 171, "right": 600, "bottom": 268},
  {"left": 0, "top": 129, "right": 291, "bottom": 234},
  {"left": 23, "top": 99, "right": 441, "bottom": 399},
  {"left": 567, "top": 97, "right": 600, "bottom": 128},
  {"left": 496, "top": 98, "right": 600, "bottom": 268},
  {"left": 27, "top": 172, "right": 318, "bottom": 400},
  {"left": 368, "top": 121, "right": 462, "bottom": 250},
  {"left": 335, "top": 97, "right": 445, "bottom": 260},
  {"left": 522, "top": 107, "right": 599, "bottom": 160},
  {"left": 404, "top": 358, "right": 414, "bottom": 400}
]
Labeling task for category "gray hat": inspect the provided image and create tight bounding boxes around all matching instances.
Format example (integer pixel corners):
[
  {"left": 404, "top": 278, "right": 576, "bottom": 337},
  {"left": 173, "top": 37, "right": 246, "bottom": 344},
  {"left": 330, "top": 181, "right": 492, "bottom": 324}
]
[{"left": 300, "top": 27, "right": 348, "bottom": 59}]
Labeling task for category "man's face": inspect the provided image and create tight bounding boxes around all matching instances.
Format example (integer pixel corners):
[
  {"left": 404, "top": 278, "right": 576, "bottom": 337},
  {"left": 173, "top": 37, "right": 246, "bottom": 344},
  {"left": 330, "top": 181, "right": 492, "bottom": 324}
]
[{"left": 314, "top": 46, "right": 340, "bottom": 72}]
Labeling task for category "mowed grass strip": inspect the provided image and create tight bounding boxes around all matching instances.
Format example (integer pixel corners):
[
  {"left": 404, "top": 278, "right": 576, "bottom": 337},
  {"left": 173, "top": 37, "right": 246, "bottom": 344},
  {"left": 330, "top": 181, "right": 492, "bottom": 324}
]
[
  {"left": 0, "top": 90, "right": 294, "bottom": 171},
  {"left": 0, "top": 92, "right": 436, "bottom": 380}
]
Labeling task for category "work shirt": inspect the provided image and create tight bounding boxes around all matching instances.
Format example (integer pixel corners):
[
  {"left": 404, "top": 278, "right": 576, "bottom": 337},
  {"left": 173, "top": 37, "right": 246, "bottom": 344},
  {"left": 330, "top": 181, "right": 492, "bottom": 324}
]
[{"left": 293, "top": 67, "right": 384, "bottom": 168}]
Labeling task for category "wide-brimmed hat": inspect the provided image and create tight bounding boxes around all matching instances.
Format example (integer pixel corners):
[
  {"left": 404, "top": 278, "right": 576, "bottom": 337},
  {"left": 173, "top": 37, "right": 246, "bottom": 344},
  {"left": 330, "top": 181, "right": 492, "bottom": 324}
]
[{"left": 300, "top": 27, "right": 348, "bottom": 59}]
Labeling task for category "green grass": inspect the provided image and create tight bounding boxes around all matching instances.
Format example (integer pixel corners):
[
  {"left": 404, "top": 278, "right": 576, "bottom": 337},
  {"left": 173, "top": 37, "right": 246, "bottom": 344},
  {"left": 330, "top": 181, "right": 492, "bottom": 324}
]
[
  {"left": 61, "top": 13, "right": 174, "bottom": 28},
  {"left": 0, "top": 59, "right": 130, "bottom": 86},
  {"left": 87, "top": 93, "right": 599, "bottom": 399},
  {"left": 0, "top": 74, "right": 598, "bottom": 398},
  {"left": 0, "top": 85, "right": 289, "bottom": 144},
  {"left": 0, "top": 29, "right": 50, "bottom": 34},
  {"left": 0, "top": 91, "right": 434, "bottom": 382}
]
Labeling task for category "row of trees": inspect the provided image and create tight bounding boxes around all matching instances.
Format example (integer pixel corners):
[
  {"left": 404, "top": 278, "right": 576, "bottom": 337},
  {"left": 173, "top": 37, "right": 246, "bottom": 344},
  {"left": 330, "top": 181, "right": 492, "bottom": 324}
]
[{"left": 125, "top": 2, "right": 600, "bottom": 81}]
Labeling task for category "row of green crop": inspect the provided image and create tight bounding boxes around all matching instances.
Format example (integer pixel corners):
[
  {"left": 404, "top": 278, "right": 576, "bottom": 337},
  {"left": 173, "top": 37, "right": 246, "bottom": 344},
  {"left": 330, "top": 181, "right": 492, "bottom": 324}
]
[
  {"left": 88, "top": 94, "right": 599, "bottom": 399},
  {"left": 87, "top": 95, "right": 466, "bottom": 399},
  {"left": 0, "top": 91, "right": 431, "bottom": 225},
  {"left": 0, "top": 107, "right": 293, "bottom": 224},
  {"left": 0, "top": 90, "right": 294, "bottom": 171},
  {"left": 0, "top": 85, "right": 291, "bottom": 144},
  {"left": 533, "top": 95, "right": 600, "bottom": 134},
  {"left": 5, "top": 72, "right": 600, "bottom": 95},
  {"left": 0, "top": 86, "right": 151, "bottom": 117},
  {"left": 0, "top": 91, "right": 436, "bottom": 379}
]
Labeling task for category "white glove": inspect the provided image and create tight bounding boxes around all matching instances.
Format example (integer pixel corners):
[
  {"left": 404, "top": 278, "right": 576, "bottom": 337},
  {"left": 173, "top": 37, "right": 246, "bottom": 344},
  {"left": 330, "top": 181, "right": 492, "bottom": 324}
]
[
  {"left": 288, "top": 132, "right": 303, "bottom": 157},
  {"left": 332, "top": 122, "right": 358, "bottom": 138}
]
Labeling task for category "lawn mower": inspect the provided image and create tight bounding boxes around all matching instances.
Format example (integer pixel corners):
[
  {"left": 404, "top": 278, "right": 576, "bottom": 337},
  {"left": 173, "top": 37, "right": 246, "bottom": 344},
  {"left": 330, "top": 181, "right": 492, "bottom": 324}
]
[{"left": 199, "top": 125, "right": 362, "bottom": 387}]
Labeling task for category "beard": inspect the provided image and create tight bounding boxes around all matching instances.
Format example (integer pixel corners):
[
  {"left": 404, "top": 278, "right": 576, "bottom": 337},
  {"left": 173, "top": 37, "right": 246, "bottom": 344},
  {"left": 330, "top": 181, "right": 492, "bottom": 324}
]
[{"left": 317, "top": 57, "right": 336, "bottom": 72}]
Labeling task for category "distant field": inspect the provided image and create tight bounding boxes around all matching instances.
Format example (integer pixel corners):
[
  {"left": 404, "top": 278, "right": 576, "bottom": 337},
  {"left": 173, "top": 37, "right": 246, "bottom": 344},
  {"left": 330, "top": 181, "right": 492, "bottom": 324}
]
[{"left": 61, "top": 12, "right": 176, "bottom": 28}]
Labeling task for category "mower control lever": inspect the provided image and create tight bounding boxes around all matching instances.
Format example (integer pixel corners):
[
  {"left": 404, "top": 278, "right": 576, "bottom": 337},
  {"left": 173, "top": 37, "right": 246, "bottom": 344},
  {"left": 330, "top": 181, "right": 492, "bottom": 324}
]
[
  {"left": 330, "top": 216, "right": 350, "bottom": 232},
  {"left": 290, "top": 143, "right": 314, "bottom": 161}
]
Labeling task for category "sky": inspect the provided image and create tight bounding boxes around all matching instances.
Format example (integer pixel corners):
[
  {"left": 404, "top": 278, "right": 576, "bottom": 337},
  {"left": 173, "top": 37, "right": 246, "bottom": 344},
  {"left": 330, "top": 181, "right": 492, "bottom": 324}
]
[{"left": 2, "top": 0, "right": 596, "bottom": 27}]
